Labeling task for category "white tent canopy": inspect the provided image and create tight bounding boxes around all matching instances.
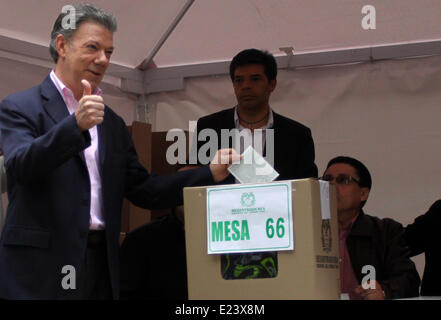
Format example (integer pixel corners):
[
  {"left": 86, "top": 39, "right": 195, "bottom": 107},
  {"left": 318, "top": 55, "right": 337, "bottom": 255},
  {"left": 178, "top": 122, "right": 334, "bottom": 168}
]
[
  {"left": 1, "top": 0, "right": 440, "bottom": 279},
  {"left": 1, "top": 0, "right": 440, "bottom": 93}
]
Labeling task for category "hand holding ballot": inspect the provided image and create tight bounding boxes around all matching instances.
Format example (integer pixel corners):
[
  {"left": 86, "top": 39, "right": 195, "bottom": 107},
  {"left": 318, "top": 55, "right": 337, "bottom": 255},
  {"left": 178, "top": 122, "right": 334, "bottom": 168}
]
[
  {"left": 228, "top": 146, "right": 279, "bottom": 184},
  {"left": 209, "top": 148, "right": 241, "bottom": 182}
]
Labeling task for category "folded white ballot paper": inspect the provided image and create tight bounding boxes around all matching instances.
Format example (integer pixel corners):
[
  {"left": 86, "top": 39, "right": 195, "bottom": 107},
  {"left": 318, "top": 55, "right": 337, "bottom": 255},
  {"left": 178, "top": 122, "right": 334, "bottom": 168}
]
[{"left": 228, "top": 146, "right": 279, "bottom": 183}]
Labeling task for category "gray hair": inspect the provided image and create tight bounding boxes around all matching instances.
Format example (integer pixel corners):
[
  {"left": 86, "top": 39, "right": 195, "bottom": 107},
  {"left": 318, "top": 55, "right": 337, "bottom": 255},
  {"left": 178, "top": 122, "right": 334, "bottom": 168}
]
[{"left": 49, "top": 3, "right": 117, "bottom": 63}]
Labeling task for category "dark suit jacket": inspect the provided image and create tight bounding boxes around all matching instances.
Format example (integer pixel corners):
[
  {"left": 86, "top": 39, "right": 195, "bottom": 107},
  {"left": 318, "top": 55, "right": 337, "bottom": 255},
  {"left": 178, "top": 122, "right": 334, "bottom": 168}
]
[
  {"left": 120, "top": 213, "right": 187, "bottom": 300},
  {"left": 347, "top": 211, "right": 420, "bottom": 299},
  {"left": 195, "top": 107, "right": 318, "bottom": 182},
  {"left": 0, "top": 76, "right": 214, "bottom": 299},
  {"left": 404, "top": 200, "right": 441, "bottom": 296}
]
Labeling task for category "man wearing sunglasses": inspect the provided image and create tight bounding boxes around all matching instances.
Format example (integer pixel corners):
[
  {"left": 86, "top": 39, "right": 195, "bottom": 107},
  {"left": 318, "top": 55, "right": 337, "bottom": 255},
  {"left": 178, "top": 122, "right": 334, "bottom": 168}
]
[{"left": 321, "top": 156, "right": 420, "bottom": 300}]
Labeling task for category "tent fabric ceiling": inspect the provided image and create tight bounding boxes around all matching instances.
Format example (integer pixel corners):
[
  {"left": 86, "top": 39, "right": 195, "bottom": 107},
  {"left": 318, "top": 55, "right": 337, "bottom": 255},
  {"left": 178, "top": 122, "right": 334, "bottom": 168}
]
[
  {"left": 0, "top": 0, "right": 440, "bottom": 70},
  {"left": 155, "top": 0, "right": 441, "bottom": 67},
  {"left": 0, "top": 0, "right": 188, "bottom": 68}
]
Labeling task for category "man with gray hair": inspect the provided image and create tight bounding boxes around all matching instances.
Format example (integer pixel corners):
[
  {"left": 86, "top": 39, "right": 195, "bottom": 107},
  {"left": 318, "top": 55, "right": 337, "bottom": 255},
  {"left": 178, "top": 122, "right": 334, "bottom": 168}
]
[{"left": 0, "top": 3, "right": 236, "bottom": 299}]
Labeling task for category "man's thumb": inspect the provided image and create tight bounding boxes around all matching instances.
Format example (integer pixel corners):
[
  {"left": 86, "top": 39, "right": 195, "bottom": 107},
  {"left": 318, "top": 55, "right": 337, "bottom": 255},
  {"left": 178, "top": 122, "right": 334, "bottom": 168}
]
[{"left": 81, "top": 79, "right": 91, "bottom": 96}]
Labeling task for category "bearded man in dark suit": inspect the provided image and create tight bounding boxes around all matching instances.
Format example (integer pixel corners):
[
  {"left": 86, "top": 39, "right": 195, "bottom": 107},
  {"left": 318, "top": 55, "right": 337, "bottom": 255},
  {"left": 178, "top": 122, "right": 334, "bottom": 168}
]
[
  {"left": 194, "top": 49, "right": 318, "bottom": 280},
  {"left": 194, "top": 48, "right": 318, "bottom": 181}
]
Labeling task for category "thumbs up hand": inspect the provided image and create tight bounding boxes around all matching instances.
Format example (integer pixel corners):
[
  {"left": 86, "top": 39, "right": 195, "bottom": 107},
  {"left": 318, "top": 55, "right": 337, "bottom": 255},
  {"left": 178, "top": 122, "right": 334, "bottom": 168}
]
[
  {"left": 82, "top": 78, "right": 92, "bottom": 97},
  {"left": 75, "top": 79, "right": 105, "bottom": 131}
]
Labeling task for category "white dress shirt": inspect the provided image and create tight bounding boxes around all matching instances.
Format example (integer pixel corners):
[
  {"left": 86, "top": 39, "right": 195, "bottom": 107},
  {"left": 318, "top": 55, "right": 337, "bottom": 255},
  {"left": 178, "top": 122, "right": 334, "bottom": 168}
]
[{"left": 50, "top": 70, "right": 105, "bottom": 230}]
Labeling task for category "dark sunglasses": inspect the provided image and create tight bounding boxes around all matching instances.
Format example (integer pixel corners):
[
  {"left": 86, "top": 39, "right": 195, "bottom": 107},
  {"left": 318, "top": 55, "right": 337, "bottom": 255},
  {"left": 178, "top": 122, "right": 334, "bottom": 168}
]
[{"left": 320, "top": 174, "right": 360, "bottom": 186}]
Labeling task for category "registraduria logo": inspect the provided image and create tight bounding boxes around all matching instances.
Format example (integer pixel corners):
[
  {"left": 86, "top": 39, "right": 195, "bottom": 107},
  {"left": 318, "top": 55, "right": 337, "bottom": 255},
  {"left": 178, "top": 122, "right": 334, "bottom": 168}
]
[{"left": 241, "top": 192, "right": 256, "bottom": 208}]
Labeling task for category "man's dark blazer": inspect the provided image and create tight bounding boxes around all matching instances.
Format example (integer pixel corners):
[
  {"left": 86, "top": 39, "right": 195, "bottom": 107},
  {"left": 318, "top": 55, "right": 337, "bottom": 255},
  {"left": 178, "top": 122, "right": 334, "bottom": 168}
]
[
  {"left": 195, "top": 107, "right": 318, "bottom": 181},
  {"left": 347, "top": 210, "right": 420, "bottom": 299},
  {"left": 404, "top": 200, "right": 441, "bottom": 296},
  {"left": 0, "top": 76, "right": 214, "bottom": 299},
  {"left": 120, "top": 213, "right": 187, "bottom": 300}
]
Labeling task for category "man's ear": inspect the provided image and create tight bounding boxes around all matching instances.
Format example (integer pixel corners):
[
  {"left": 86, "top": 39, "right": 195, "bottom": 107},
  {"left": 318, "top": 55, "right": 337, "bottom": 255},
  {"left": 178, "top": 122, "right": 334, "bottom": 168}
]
[
  {"left": 269, "top": 79, "right": 277, "bottom": 92},
  {"left": 360, "top": 187, "right": 370, "bottom": 202},
  {"left": 55, "top": 34, "right": 68, "bottom": 59}
]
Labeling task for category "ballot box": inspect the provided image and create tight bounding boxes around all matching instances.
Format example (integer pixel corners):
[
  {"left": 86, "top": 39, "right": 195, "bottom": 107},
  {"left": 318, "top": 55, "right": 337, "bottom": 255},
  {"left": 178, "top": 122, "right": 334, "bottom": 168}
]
[{"left": 183, "top": 178, "right": 340, "bottom": 300}]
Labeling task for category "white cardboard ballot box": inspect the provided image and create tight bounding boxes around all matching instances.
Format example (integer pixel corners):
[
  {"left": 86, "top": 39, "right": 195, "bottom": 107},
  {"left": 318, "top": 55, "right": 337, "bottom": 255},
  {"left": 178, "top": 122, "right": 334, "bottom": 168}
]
[{"left": 183, "top": 178, "right": 340, "bottom": 300}]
